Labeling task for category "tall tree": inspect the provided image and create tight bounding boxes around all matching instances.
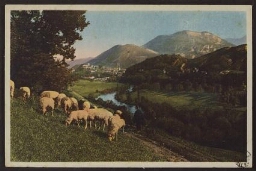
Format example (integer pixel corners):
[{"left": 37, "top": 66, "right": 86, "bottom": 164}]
[{"left": 11, "top": 10, "right": 90, "bottom": 93}]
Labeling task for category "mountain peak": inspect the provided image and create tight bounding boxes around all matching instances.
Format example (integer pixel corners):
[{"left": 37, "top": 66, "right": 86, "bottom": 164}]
[
  {"left": 143, "top": 30, "right": 234, "bottom": 59},
  {"left": 175, "top": 30, "right": 214, "bottom": 37},
  {"left": 88, "top": 44, "right": 159, "bottom": 68}
]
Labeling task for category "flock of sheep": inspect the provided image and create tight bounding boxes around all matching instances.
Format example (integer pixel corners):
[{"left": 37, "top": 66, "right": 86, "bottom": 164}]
[{"left": 10, "top": 80, "right": 126, "bottom": 141}]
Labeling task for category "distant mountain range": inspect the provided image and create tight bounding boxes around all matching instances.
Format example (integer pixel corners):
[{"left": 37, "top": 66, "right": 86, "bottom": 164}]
[
  {"left": 226, "top": 36, "right": 246, "bottom": 46},
  {"left": 75, "top": 30, "right": 245, "bottom": 69},
  {"left": 87, "top": 44, "right": 159, "bottom": 68},
  {"left": 143, "top": 30, "right": 234, "bottom": 59}
]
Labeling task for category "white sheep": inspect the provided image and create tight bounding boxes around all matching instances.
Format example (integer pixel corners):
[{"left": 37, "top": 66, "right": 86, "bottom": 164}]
[
  {"left": 108, "top": 118, "right": 125, "bottom": 141},
  {"left": 87, "top": 108, "right": 113, "bottom": 131},
  {"left": 19, "top": 87, "right": 30, "bottom": 100},
  {"left": 65, "top": 109, "right": 89, "bottom": 129},
  {"left": 56, "top": 93, "right": 66, "bottom": 108},
  {"left": 40, "top": 97, "right": 55, "bottom": 116},
  {"left": 10, "top": 80, "right": 15, "bottom": 99},
  {"left": 40, "top": 91, "right": 59, "bottom": 99},
  {"left": 83, "top": 101, "right": 90, "bottom": 110},
  {"left": 61, "top": 97, "right": 73, "bottom": 115},
  {"left": 70, "top": 97, "right": 79, "bottom": 110}
]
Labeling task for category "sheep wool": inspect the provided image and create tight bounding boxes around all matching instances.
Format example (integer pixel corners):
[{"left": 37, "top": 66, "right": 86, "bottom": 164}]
[
  {"left": 40, "top": 91, "right": 59, "bottom": 99},
  {"left": 10, "top": 80, "right": 15, "bottom": 99},
  {"left": 40, "top": 97, "right": 55, "bottom": 116},
  {"left": 20, "top": 87, "right": 30, "bottom": 100},
  {"left": 83, "top": 101, "right": 90, "bottom": 110},
  {"left": 88, "top": 108, "right": 113, "bottom": 131},
  {"left": 61, "top": 97, "right": 73, "bottom": 115},
  {"left": 70, "top": 97, "right": 79, "bottom": 110},
  {"left": 56, "top": 93, "right": 66, "bottom": 107},
  {"left": 108, "top": 118, "right": 125, "bottom": 141},
  {"left": 65, "top": 110, "right": 89, "bottom": 129}
]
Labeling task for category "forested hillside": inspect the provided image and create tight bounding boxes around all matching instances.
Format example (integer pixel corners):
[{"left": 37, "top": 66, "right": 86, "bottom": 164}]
[
  {"left": 118, "top": 44, "right": 247, "bottom": 152},
  {"left": 121, "top": 44, "right": 247, "bottom": 106}
]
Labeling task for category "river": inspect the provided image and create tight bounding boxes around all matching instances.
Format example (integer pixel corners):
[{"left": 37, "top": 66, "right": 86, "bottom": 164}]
[{"left": 96, "top": 92, "right": 136, "bottom": 114}]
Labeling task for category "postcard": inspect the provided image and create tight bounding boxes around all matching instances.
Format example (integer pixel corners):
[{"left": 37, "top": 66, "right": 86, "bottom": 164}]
[{"left": 5, "top": 5, "right": 252, "bottom": 168}]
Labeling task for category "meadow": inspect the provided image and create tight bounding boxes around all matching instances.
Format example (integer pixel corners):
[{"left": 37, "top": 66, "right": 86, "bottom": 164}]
[
  {"left": 68, "top": 80, "right": 121, "bottom": 99},
  {"left": 128, "top": 90, "right": 223, "bottom": 110},
  {"left": 69, "top": 79, "right": 224, "bottom": 110},
  {"left": 9, "top": 96, "right": 245, "bottom": 162},
  {"left": 10, "top": 97, "right": 166, "bottom": 162}
]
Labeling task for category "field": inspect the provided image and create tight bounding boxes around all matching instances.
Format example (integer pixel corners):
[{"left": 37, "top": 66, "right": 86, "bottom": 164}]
[
  {"left": 9, "top": 96, "right": 245, "bottom": 162},
  {"left": 133, "top": 90, "right": 223, "bottom": 110},
  {"left": 116, "top": 88, "right": 224, "bottom": 110},
  {"left": 68, "top": 80, "right": 121, "bottom": 99},
  {"left": 10, "top": 97, "right": 167, "bottom": 162}
]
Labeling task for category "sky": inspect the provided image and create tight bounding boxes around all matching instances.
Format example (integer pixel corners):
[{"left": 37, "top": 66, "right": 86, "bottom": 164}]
[{"left": 73, "top": 11, "right": 247, "bottom": 59}]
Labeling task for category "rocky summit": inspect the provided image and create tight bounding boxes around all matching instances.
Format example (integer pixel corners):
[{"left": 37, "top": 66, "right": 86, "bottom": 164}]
[{"left": 143, "top": 30, "right": 234, "bottom": 59}]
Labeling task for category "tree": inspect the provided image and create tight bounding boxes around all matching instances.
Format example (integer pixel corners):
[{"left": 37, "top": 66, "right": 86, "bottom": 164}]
[{"left": 11, "top": 10, "right": 90, "bottom": 92}]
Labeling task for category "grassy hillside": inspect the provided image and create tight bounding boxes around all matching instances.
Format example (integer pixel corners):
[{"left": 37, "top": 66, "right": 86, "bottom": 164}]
[
  {"left": 9, "top": 80, "right": 246, "bottom": 162},
  {"left": 10, "top": 96, "right": 246, "bottom": 162},
  {"left": 10, "top": 97, "right": 167, "bottom": 162}
]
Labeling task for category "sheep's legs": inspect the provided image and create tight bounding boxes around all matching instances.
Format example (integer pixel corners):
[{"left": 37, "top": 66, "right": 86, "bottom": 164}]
[
  {"left": 102, "top": 124, "right": 105, "bottom": 131},
  {"left": 94, "top": 121, "right": 97, "bottom": 129},
  {"left": 84, "top": 120, "right": 87, "bottom": 129}
]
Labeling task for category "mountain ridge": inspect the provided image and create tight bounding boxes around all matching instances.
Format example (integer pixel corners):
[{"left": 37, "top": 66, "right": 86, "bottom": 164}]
[
  {"left": 143, "top": 30, "right": 234, "bottom": 59},
  {"left": 88, "top": 44, "right": 159, "bottom": 68}
]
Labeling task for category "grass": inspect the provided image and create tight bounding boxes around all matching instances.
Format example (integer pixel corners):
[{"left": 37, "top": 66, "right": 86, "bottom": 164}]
[
  {"left": 10, "top": 97, "right": 166, "bottom": 162},
  {"left": 127, "top": 90, "right": 223, "bottom": 110},
  {"left": 69, "top": 80, "right": 121, "bottom": 99},
  {"left": 9, "top": 89, "right": 246, "bottom": 162},
  {"left": 70, "top": 79, "right": 223, "bottom": 110}
]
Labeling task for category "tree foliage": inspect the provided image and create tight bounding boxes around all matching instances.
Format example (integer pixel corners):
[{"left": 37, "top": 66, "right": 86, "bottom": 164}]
[{"left": 11, "top": 10, "right": 90, "bottom": 93}]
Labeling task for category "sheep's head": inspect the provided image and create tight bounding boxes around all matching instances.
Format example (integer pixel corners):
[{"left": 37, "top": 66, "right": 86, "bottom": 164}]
[{"left": 115, "top": 110, "right": 122, "bottom": 115}]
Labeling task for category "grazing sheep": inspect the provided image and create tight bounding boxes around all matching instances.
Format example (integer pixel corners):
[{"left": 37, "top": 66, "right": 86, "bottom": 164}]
[
  {"left": 40, "top": 97, "right": 55, "bottom": 116},
  {"left": 108, "top": 118, "right": 125, "bottom": 141},
  {"left": 61, "top": 97, "right": 73, "bottom": 115},
  {"left": 40, "top": 91, "right": 59, "bottom": 99},
  {"left": 87, "top": 108, "right": 113, "bottom": 131},
  {"left": 10, "top": 80, "right": 15, "bottom": 99},
  {"left": 56, "top": 93, "right": 66, "bottom": 107},
  {"left": 65, "top": 109, "right": 89, "bottom": 129},
  {"left": 19, "top": 87, "right": 30, "bottom": 100},
  {"left": 70, "top": 97, "right": 79, "bottom": 111}
]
